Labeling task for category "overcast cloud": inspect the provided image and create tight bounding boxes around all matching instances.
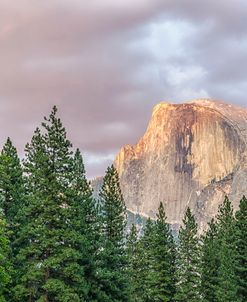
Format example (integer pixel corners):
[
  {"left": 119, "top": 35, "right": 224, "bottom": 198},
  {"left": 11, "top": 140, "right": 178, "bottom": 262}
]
[{"left": 0, "top": 0, "right": 246, "bottom": 177}]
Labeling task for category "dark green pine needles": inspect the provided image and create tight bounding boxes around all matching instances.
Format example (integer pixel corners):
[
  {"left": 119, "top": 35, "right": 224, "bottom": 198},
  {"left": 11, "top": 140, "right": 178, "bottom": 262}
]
[
  {"left": 126, "top": 224, "right": 143, "bottom": 302},
  {"left": 131, "top": 203, "right": 176, "bottom": 302},
  {"left": 0, "top": 137, "right": 25, "bottom": 226},
  {"left": 0, "top": 210, "right": 11, "bottom": 302},
  {"left": 149, "top": 202, "right": 176, "bottom": 302},
  {"left": 71, "top": 148, "right": 101, "bottom": 301},
  {"left": 98, "top": 165, "right": 129, "bottom": 302},
  {"left": 175, "top": 208, "right": 202, "bottom": 302},
  {"left": 235, "top": 196, "right": 247, "bottom": 302},
  {"left": 201, "top": 218, "right": 219, "bottom": 302},
  {"left": 215, "top": 196, "right": 238, "bottom": 302},
  {"left": 0, "top": 138, "right": 25, "bottom": 301},
  {"left": 14, "top": 107, "right": 88, "bottom": 301},
  {"left": 201, "top": 196, "right": 243, "bottom": 302},
  {"left": 138, "top": 218, "right": 155, "bottom": 302}
]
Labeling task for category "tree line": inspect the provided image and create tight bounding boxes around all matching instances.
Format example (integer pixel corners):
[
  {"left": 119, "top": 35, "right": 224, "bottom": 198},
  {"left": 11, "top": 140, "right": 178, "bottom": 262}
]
[{"left": 0, "top": 107, "right": 246, "bottom": 302}]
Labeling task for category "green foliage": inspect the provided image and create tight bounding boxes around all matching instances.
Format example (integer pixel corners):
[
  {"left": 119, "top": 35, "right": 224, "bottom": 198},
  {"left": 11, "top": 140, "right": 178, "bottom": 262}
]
[
  {"left": 0, "top": 211, "right": 11, "bottom": 302},
  {"left": 138, "top": 203, "right": 176, "bottom": 302},
  {"left": 175, "top": 208, "right": 202, "bottom": 302},
  {"left": 126, "top": 224, "right": 143, "bottom": 302},
  {"left": 0, "top": 137, "right": 25, "bottom": 224},
  {"left": 149, "top": 202, "right": 176, "bottom": 302},
  {"left": 98, "top": 165, "right": 129, "bottom": 302},
  {"left": 235, "top": 196, "right": 247, "bottom": 302},
  {"left": 100, "top": 165, "right": 126, "bottom": 245},
  {"left": 14, "top": 107, "right": 87, "bottom": 301},
  {"left": 201, "top": 196, "right": 247, "bottom": 302},
  {"left": 201, "top": 219, "right": 219, "bottom": 302},
  {"left": 70, "top": 148, "right": 101, "bottom": 301},
  {"left": 138, "top": 218, "right": 156, "bottom": 302},
  {"left": 0, "top": 138, "right": 26, "bottom": 301},
  {"left": 215, "top": 196, "right": 238, "bottom": 302}
]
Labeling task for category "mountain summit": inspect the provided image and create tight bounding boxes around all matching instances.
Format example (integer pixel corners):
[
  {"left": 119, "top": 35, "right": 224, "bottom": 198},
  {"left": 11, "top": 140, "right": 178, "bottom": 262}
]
[{"left": 114, "top": 99, "right": 247, "bottom": 229}]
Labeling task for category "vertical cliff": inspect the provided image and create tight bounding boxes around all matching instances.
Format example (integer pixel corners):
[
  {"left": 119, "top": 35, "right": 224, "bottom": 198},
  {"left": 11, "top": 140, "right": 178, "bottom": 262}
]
[{"left": 114, "top": 99, "right": 247, "bottom": 229}]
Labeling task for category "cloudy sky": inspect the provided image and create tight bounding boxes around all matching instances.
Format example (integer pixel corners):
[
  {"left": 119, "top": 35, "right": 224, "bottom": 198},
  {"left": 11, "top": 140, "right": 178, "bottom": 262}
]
[{"left": 0, "top": 0, "right": 247, "bottom": 178}]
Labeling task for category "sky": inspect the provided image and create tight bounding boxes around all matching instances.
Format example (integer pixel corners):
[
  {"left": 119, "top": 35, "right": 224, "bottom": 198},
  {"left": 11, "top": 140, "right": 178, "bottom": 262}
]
[{"left": 0, "top": 0, "right": 247, "bottom": 178}]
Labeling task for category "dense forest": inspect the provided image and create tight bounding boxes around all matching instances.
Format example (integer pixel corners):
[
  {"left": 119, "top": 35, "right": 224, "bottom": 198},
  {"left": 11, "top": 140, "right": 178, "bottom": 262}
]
[{"left": 0, "top": 107, "right": 246, "bottom": 302}]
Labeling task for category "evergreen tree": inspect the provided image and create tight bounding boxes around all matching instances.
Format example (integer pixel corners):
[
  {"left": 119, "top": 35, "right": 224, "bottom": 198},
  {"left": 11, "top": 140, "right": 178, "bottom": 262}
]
[
  {"left": 0, "top": 210, "right": 11, "bottom": 302},
  {"left": 175, "top": 208, "right": 201, "bottom": 302},
  {"left": 0, "top": 137, "right": 25, "bottom": 225},
  {"left": 98, "top": 165, "right": 129, "bottom": 302},
  {"left": 201, "top": 219, "right": 219, "bottom": 302},
  {"left": 138, "top": 218, "right": 156, "bottom": 302},
  {"left": 215, "top": 196, "right": 238, "bottom": 302},
  {"left": 126, "top": 224, "right": 143, "bottom": 302},
  {"left": 70, "top": 148, "right": 101, "bottom": 301},
  {"left": 0, "top": 138, "right": 25, "bottom": 301},
  {"left": 149, "top": 202, "right": 176, "bottom": 302},
  {"left": 235, "top": 196, "right": 247, "bottom": 302},
  {"left": 14, "top": 107, "right": 87, "bottom": 302}
]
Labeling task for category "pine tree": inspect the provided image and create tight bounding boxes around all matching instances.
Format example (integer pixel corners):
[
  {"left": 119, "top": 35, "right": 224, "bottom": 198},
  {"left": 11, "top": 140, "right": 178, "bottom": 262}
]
[
  {"left": 98, "top": 165, "right": 129, "bottom": 302},
  {"left": 201, "top": 219, "right": 219, "bottom": 302},
  {"left": 0, "top": 138, "right": 25, "bottom": 301},
  {"left": 0, "top": 210, "right": 11, "bottom": 302},
  {"left": 235, "top": 196, "right": 247, "bottom": 302},
  {"left": 70, "top": 148, "right": 101, "bottom": 301},
  {"left": 175, "top": 208, "right": 201, "bottom": 302},
  {"left": 14, "top": 107, "right": 87, "bottom": 302},
  {"left": 138, "top": 218, "right": 156, "bottom": 302},
  {"left": 149, "top": 202, "right": 176, "bottom": 302},
  {"left": 215, "top": 196, "right": 238, "bottom": 302},
  {"left": 0, "top": 137, "right": 25, "bottom": 225},
  {"left": 126, "top": 224, "right": 143, "bottom": 302}
]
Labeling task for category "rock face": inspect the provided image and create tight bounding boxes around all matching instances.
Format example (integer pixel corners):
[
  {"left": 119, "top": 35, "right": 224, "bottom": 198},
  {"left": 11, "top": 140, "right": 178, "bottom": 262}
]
[{"left": 114, "top": 99, "right": 247, "bottom": 230}]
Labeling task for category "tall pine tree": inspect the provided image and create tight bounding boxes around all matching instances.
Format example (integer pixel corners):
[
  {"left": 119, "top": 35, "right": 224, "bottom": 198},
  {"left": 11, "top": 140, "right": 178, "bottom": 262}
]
[
  {"left": 14, "top": 107, "right": 87, "bottom": 302},
  {"left": 201, "top": 218, "right": 219, "bottom": 302},
  {"left": 215, "top": 196, "right": 238, "bottom": 302},
  {"left": 70, "top": 148, "right": 101, "bottom": 301},
  {"left": 235, "top": 196, "right": 247, "bottom": 302},
  {"left": 138, "top": 218, "right": 156, "bottom": 302},
  {"left": 0, "top": 137, "right": 25, "bottom": 225},
  {"left": 98, "top": 165, "right": 129, "bottom": 302},
  {"left": 0, "top": 210, "right": 11, "bottom": 302},
  {"left": 149, "top": 202, "right": 176, "bottom": 302},
  {"left": 0, "top": 138, "right": 25, "bottom": 301},
  {"left": 126, "top": 224, "right": 143, "bottom": 302},
  {"left": 175, "top": 208, "right": 201, "bottom": 302}
]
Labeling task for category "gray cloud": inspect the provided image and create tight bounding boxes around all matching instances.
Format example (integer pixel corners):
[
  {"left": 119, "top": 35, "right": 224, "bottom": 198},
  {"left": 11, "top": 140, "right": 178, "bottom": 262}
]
[{"left": 0, "top": 0, "right": 246, "bottom": 178}]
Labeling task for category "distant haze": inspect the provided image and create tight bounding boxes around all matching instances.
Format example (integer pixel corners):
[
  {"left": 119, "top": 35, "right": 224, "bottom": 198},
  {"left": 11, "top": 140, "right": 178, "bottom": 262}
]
[{"left": 0, "top": 0, "right": 246, "bottom": 178}]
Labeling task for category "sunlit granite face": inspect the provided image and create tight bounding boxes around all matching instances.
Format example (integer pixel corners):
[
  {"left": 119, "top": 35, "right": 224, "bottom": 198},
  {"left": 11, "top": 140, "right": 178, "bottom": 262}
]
[{"left": 114, "top": 99, "right": 247, "bottom": 231}]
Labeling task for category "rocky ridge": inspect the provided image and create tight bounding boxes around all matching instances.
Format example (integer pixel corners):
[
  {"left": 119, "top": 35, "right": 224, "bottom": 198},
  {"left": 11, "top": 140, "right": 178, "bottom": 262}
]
[{"left": 113, "top": 99, "right": 247, "bottom": 230}]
